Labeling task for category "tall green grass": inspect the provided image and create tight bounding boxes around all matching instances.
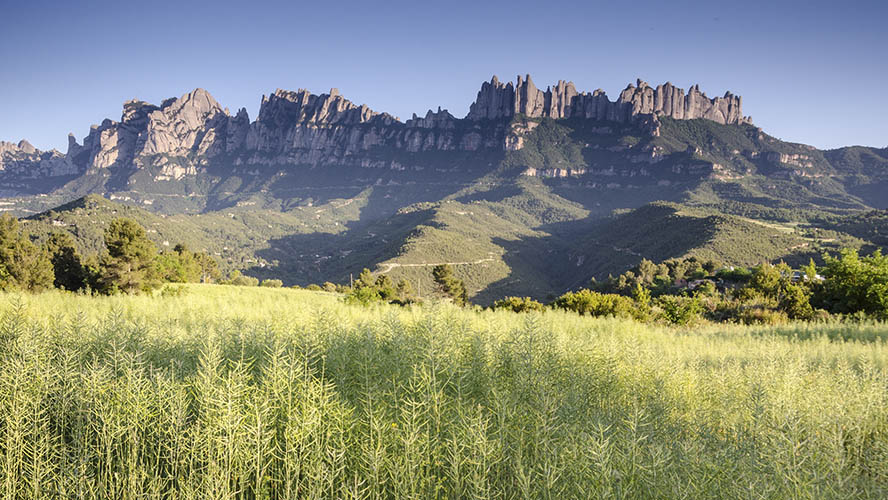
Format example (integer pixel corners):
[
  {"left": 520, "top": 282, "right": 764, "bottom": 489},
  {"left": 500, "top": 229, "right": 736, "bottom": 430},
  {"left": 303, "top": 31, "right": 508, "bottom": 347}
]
[{"left": 0, "top": 285, "right": 885, "bottom": 498}]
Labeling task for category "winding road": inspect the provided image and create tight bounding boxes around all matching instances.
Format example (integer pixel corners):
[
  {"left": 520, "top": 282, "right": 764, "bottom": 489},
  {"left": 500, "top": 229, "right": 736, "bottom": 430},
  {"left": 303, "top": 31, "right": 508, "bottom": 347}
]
[{"left": 377, "top": 257, "right": 495, "bottom": 274}]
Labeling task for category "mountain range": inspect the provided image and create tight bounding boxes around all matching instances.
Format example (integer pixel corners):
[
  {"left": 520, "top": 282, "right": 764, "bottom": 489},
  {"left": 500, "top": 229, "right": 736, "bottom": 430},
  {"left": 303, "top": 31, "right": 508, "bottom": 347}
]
[{"left": 3, "top": 75, "right": 886, "bottom": 302}]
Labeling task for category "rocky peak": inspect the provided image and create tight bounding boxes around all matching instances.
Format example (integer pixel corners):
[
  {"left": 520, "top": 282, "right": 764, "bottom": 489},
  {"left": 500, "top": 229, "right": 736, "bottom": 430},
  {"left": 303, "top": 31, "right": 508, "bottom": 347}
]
[
  {"left": 17, "top": 139, "right": 36, "bottom": 154},
  {"left": 0, "top": 138, "right": 77, "bottom": 179},
  {"left": 406, "top": 107, "right": 456, "bottom": 129},
  {"left": 467, "top": 74, "right": 751, "bottom": 126},
  {"left": 256, "top": 88, "right": 396, "bottom": 127},
  {"left": 466, "top": 76, "right": 515, "bottom": 120},
  {"left": 122, "top": 100, "right": 159, "bottom": 124}
]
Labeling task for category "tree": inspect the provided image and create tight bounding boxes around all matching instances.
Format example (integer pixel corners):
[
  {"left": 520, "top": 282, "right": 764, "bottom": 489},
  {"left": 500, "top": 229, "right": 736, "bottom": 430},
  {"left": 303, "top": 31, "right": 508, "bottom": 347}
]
[
  {"left": 656, "top": 295, "right": 702, "bottom": 325},
  {"left": 432, "top": 264, "right": 468, "bottom": 306},
  {"left": 637, "top": 259, "right": 657, "bottom": 286},
  {"left": 780, "top": 284, "right": 814, "bottom": 320},
  {"left": 43, "top": 232, "right": 87, "bottom": 291},
  {"left": 99, "top": 218, "right": 159, "bottom": 294},
  {"left": 194, "top": 252, "right": 221, "bottom": 283},
  {"left": 748, "top": 262, "right": 782, "bottom": 298},
  {"left": 374, "top": 275, "right": 397, "bottom": 300},
  {"left": 155, "top": 243, "right": 212, "bottom": 283},
  {"left": 396, "top": 279, "right": 414, "bottom": 300},
  {"left": 0, "top": 214, "right": 54, "bottom": 292},
  {"left": 355, "top": 268, "right": 375, "bottom": 289},
  {"left": 803, "top": 258, "right": 819, "bottom": 283},
  {"left": 632, "top": 283, "right": 652, "bottom": 321},
  {"left": 814, "top": 248, "right": 888, "bottom": 317}
]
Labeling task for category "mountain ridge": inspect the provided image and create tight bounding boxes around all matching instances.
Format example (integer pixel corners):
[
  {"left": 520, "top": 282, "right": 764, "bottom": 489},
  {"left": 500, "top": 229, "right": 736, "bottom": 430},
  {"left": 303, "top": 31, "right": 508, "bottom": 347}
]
[{"left": 2, "top": 75, "right": 751, "bottom": 186}]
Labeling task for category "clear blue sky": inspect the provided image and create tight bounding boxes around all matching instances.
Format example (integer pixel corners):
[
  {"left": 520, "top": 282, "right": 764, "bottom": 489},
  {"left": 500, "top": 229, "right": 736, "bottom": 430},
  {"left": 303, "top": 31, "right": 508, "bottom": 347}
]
[{"left": 1, "top": 0, "right": 885, "bottom": 151}]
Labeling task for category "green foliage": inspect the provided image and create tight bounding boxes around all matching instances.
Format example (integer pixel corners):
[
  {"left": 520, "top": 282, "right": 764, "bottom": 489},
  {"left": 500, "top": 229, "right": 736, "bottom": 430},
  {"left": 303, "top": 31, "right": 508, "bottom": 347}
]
[
  {"left": 0, "top": 214, "right": 54, "bottom": 292},
  {"left": 656, "top": 295, "right": 702, "bottom": 325},
  {"left": 99, "top": 218, "right": 159, "bottom": 294},
  {"left": 432, "top": 264, "right": 468, "bottom": 306},
  {"left": 814, "top": 248, "right": 888, "bottom": 318},
  {"left": 346, "top": 271, "right": 416, "bottom": 306},
  {"left": 260, "top": 279, "right": 283, "bottom": 288},
  {"left": 780, "top": 284, "right": 815, "bottom": 320},
  {"left": 748, "top": 262, "right": 783, "bottom": 298},
  {"left": 43, "top": 232, "right": 88, "bottom": 291},
  {"left": 738, "top": 306, "right": 790, "bottom": 325},
  {"left": 553, "top": 289, "right": 635, "bottom": 318},
  {"left": 492, "top": 296, "right": 545, "bottom": 313}
]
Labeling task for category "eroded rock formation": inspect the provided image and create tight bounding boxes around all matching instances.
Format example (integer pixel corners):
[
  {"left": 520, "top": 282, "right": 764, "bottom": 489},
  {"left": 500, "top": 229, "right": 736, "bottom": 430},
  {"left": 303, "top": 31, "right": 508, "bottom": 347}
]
[
  {"left": 14, "top": 75, "right": 751, "bottom": 181},
  {"left": 467, "top": 75, "right": 750, "bottom": 125}
]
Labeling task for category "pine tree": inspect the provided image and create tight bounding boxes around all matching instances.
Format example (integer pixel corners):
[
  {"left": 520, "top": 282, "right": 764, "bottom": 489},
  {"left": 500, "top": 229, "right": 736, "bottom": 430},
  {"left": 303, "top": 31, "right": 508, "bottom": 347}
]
[
  {"left": 99, "top": 218, "right": 159, "bottom": 294},
  {"left": 0, "top": 214, "right": 54, "bottom": 291},
  {"left": 432, "top": 264, "right": 468, "bottom": 306},
  {"left": 43, "top": 232, "right": 87, "bottom": 291}
]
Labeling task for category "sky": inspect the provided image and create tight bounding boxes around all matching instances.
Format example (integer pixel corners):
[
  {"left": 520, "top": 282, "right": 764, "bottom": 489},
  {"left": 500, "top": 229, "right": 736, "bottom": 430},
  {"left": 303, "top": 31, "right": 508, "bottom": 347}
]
[{"left": 1, "top": 0, "right": 885, "bottom": 152}]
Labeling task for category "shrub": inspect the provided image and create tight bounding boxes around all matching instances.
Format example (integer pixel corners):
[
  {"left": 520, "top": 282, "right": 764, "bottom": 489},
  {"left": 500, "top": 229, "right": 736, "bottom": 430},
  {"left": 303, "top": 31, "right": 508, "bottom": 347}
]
[
  {"left": 656, "top": 295, "right": 702, "bottom": 325},
  {"left": 231, "top": 275, "right": 259, "bottom": 287},
  {"left": 553, "top": 289, "right": 635, "bottom": 318},
  {"left": 739, "top": 306, "right": 789, "bottom": 325},
  {"left": 492, "top": 296, "right": 545, "bottom": 313},
  {"left": 260, "top": 279, "right": 283, "bottom": 288}
]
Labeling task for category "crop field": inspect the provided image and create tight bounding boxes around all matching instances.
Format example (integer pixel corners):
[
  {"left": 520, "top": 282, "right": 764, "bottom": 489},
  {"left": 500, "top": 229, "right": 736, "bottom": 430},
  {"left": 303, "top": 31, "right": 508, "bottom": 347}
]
[{"left": 0, "top": 285, "right": 886, "bottom": 499}]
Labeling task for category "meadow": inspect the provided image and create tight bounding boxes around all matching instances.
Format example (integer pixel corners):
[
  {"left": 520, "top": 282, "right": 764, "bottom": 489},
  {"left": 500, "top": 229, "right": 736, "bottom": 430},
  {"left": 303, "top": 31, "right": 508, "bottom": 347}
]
[{"left": 0, "top": 284, "right": 886, "bottom": 499}]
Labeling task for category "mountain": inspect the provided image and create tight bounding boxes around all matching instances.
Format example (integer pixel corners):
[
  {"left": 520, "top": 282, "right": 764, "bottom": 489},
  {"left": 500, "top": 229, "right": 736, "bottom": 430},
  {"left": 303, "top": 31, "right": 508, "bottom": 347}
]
[{"left": 6, "top": 75, "right": 887, "bottom": 302}]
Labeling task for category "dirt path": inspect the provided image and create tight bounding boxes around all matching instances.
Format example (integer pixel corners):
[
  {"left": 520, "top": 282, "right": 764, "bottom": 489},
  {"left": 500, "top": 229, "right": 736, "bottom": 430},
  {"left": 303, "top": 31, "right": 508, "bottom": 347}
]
[{"left": 377, "top": 257, "right": 495, "bottom": 274}]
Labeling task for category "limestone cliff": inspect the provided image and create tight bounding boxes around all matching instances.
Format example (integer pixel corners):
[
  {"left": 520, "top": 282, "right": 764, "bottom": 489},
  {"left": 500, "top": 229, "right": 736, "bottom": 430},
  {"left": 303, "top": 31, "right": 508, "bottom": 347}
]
[
  {"left": 24, "top": 75, "right": 753, "bottom": 182},
  {"left": 0, "top": 139, "right": 78, "bottom": 178},
  {"left": 467, "top": 75, "right": 750, "bottom": 126}
]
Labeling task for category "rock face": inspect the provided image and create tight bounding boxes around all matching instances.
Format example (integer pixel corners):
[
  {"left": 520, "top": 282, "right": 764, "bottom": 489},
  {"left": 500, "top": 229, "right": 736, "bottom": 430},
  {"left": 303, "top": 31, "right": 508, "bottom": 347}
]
[
  {"left": 467, "top": 75, "right": 750, "bottom": 126},
  {"left": 13, "top": 75, "right": 752, "bottom": 183},
  {"left": 0, "top": 140, "right": 78, "bottom": 178},
  {"left": 77, "top": 89, "right": 230, "bottom": 178}
]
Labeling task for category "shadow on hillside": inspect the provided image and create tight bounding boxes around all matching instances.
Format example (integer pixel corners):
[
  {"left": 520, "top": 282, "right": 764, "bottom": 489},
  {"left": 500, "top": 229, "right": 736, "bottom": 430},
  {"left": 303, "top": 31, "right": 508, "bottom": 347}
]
[
  {"left": 472, "top": 205, "right": 731, "bottom": 304},
  {"left": 470, "top": 216, "right": 637, "bottom": 305},
  {"left": 242, "top": 191, "right": 447, "bottom": 286}
]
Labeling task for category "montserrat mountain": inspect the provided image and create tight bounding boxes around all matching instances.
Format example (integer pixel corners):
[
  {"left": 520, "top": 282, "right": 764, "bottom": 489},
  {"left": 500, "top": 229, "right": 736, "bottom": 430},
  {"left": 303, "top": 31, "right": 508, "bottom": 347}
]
[
  {"left": 467, "top": 75, "right": 748, "bottom": 126},
  {"left": 2, "top": 75, "right": 751, "bottom": 186}
]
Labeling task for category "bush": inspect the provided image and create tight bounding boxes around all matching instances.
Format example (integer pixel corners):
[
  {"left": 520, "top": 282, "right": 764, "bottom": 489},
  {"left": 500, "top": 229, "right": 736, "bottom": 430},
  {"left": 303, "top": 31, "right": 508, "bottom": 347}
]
[
  {"left": 231, "top": 275, "right": 259, "bottom": 287},
  {"left": 553, "top": 289, "right": 635, "bottom": 318},
  {"left": 656, "top": 295, "right": 702, "bottom": 325},
  {"left": 260, "top": 279, "right": 283, "bottom": 288},
  {"left": 492, "top": 296, "right": 545, "bottom": 313},
  {"left": 738, "top": 306, "right": 789, "bottom": 325}
]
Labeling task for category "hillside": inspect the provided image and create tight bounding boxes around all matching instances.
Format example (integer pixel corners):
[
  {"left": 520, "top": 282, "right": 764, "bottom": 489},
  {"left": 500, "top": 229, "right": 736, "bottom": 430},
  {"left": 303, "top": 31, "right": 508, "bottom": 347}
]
[{"left": 8, "top": 75, "right": 888, "bottom": 301}]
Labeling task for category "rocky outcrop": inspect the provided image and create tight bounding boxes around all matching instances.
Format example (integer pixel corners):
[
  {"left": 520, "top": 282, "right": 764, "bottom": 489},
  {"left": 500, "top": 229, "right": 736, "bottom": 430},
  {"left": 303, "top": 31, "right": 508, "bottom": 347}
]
[
  {"left": 74, "top": 89, "right": 231, "bottom": 174},
  {"left": 26, "top": 75, "right": 753, "bottom": 182},
  {"left": 467, "top": 75, "right": 750, "bottom": 125},
  {"left": 241, "top": 88, "right": 399, "bottom": 163},
  {"left": 0, "top": 140, "right": 78, "bottom": 178}
]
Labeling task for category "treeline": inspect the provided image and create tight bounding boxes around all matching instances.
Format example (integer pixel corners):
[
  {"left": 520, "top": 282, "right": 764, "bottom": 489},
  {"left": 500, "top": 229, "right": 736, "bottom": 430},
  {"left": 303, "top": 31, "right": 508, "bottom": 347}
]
[
  {"left": 492, "top": 250, "right": 888, "bottom": 324},
  {"left": 0, "top": 215, "right": 219, "bottom": 294},
  {"left": 342, "top": 265, "right": 468, "bottom": 306}
]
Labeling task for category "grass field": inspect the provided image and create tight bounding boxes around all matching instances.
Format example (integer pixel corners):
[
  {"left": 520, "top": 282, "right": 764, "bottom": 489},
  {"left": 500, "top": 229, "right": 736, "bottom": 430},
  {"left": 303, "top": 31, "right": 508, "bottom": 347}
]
[{"left": 0, "top": 284, "right": 886, "bottom": 498}]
